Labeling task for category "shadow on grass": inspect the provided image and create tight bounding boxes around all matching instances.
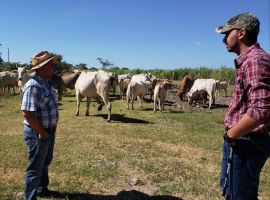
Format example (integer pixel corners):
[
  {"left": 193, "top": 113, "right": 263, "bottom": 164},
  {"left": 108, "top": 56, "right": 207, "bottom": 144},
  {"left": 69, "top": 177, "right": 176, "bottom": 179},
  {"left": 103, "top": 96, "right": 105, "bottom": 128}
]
[
  {"left": 49, "top": 190, "right": 183, "bottom": 200},
  {"left": 96, "top": 114, "right": 154, "bottom": 124},
  {"left": 210, "top": 103, "right": 229, "bottom": 109}
]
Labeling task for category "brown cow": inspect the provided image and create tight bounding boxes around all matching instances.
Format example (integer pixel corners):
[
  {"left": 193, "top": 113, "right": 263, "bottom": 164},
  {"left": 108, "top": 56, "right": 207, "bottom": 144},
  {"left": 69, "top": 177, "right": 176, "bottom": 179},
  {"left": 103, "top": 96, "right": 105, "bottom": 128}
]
[{"left": 177, "top": 76, "right": 194, "bottom": 101}]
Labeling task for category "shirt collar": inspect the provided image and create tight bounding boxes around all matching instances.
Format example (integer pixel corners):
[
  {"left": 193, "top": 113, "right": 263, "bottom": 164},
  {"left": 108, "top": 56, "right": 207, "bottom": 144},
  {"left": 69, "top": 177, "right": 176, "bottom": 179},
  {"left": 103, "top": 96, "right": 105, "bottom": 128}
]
[
  {"left": 34, "top": 75, "right": 53, "bottom": 88},
  {"left": 234, "top": 43, "right": 260, "bottom": 68}
]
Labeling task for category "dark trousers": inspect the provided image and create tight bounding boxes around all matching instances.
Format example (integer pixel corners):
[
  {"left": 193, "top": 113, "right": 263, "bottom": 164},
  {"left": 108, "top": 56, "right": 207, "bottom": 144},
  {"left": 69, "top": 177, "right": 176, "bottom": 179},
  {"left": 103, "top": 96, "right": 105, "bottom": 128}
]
[
  {"left": 23, "top": 124, "right": 56, "bottom": 200},
  {"left": 220, "top": 136, "right": 270, "bottom": 200}
]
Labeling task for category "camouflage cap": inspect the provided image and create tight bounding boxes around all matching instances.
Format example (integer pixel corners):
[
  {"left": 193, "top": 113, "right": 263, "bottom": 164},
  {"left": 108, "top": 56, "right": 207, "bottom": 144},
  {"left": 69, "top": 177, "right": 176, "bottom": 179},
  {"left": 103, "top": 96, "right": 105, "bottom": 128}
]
[{"left": 215, "top": 12, "right": 260, "bottom": 34}]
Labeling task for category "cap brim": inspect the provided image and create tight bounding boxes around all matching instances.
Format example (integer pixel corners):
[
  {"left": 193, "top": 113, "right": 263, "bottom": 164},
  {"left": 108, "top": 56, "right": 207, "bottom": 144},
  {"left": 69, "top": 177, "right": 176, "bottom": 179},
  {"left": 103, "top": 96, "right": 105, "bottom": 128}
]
[
  {"left": 215, "top": 25, "right": 234, "bottom": 34},
  {"left": 31, "top": 55, "right": 60, "bottom": 70}
]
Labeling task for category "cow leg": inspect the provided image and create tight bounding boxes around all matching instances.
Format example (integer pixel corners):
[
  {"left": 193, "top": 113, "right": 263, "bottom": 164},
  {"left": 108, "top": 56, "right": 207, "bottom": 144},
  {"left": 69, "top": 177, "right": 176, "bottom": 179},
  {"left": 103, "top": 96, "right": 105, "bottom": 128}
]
[
  {"left": 75, "top": 90, "right": 81, "bottom": 116},
  {"left": 131, "top": 95, "right": 134, "bottom": 110},
  {"left": 86, "top": 97, "right": 91, "bottom": 116},
  {"left": 127, "top": 94, "right": 130, "bottom": 110},
  {"left": 12, "top": 86, "right": 15, "bottom": 95},
  {"left": 100, "top": 94, "right": 111, "bottom": 122},
  {"left": 159, "top": 99, "right": 164, "bottom": 112},
  {"left": 153, "top": 96, "right": 157, "bottom": 112},
  {"left": 208, "top": 93, "right": 212, "bottom": 109},
  {"left": 138, "top": 96, "right": 143, "bottom": 108},
  {"left": 96, "top": 96, "right": 104, "bottom": 111}
]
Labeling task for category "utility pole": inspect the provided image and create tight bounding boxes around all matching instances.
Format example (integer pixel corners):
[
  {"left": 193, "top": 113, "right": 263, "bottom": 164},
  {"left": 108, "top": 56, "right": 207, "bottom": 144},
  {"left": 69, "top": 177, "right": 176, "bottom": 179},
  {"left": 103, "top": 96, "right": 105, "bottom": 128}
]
[{"left": 8, "top": 48, "right": 9, "bottom": 62}]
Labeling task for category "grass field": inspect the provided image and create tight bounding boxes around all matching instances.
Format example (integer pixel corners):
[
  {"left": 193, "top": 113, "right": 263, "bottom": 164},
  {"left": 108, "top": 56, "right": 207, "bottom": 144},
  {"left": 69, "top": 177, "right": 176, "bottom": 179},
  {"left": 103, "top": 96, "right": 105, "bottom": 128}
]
[{"left": 0, "top": 89, "right": 269, "bottom": 200}]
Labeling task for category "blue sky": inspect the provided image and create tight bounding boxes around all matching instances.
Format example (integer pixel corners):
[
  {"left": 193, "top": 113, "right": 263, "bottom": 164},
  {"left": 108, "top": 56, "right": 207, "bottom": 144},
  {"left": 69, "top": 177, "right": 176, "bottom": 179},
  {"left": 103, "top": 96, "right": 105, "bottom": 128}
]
[{"left": 1, "top": 0, "right": 269, "bottom": 69}]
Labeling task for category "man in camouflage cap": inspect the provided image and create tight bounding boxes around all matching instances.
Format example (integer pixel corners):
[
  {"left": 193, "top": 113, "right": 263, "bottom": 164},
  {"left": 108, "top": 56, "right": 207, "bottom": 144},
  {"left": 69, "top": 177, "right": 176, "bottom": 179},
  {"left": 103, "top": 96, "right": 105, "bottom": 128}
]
[{"left": 216, "top": 13, "right": 270, "bottom": 199}]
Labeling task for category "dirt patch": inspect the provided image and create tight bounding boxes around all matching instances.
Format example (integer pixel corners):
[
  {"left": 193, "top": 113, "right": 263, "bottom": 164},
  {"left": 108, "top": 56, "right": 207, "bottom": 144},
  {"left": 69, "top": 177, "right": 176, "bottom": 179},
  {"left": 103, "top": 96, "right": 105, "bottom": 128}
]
[{"left": 163, "top": 90, "right": 231, "bottom": 113}]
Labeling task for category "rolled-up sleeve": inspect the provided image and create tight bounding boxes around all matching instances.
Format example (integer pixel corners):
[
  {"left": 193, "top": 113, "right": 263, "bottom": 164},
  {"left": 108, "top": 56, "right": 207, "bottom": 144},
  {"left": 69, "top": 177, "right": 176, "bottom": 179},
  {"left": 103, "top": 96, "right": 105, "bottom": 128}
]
[{"left": 246, "top": 57, "right": 270, "bottom": 121}]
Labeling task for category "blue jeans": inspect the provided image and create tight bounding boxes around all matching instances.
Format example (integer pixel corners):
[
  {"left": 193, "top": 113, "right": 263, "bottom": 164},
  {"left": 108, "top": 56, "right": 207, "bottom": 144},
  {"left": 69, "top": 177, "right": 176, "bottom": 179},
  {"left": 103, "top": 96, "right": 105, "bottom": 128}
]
[
  {"left": 220, "top": 136, "right": 270, "bottom": 200},
  {"left": 23, "top": 124, "right": 56, "bottom": 200}
]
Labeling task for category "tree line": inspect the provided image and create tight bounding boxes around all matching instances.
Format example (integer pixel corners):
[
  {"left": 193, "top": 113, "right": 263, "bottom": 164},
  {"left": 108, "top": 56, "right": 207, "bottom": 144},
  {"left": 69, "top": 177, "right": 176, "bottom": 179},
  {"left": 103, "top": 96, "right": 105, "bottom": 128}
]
[{"left": 0, "top": 61, "right": 235, "bottom": 83}]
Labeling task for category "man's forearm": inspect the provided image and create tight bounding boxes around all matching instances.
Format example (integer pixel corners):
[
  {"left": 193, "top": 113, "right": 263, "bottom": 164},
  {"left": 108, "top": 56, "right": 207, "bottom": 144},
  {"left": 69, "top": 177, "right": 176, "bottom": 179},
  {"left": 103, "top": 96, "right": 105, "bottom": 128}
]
[
  {"left": 227, "top": 114, "right": 262, "bottom": 139},
  {"left": 22, "top": 111, "right": 48, "bottom": 138}
]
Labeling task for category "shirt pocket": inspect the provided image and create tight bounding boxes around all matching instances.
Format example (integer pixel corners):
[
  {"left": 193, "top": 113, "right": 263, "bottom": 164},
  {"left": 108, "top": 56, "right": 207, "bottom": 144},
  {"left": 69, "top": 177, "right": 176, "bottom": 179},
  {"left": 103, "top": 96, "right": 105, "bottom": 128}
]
[
  {"left": 234, "top": 76, "right": 245, "bottom": 98},
  {"left": 39, "top": 94, "right": 50, "bottom": 108}
]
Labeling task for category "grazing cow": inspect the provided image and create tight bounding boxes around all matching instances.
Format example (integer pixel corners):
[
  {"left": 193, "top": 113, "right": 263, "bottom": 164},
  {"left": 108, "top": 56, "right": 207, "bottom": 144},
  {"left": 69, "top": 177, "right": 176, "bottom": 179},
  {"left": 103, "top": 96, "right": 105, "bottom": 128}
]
[
  {"left": 187, "top": 79, "right": 216, "bottom": 109},
  {"left": 216, "top": 80, "right": 228, "bottom": 97},
  {"left": 153, "top": 80, "right": 173, "bottom": 112},
  {"left": 126, "top": 73, "right": 153, "bottom": 110},
  {"left": 53, "top": 71, "right": 81, "bottom": 100},
  {"left": 75, "top": 70, "right": 114, "bottom": 122},
  {"left": 189, "top": 90, "right": 208, "bottom": 107},
  {"left": 177, "top": 76, "right": 195, "bottom": 101},
  {"left": 118, "top": 73, "right": 133, "bottom": 99}
]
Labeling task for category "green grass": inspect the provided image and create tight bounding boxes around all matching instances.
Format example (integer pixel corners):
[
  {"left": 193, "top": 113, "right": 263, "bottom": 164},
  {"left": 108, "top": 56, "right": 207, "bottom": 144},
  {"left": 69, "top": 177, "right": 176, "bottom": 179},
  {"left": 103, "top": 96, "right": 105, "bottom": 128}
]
[{"left": 0, "top": 89, "right": 269, "bottom": 200}]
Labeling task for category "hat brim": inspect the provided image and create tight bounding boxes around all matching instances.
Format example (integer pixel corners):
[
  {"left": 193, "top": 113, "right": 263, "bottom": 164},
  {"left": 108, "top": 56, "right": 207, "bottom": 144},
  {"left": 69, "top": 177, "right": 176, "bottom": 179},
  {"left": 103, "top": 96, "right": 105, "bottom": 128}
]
[
  {"left": 215, "top": 25, "right": 234, "bottom": 34},
  {"left": 31, "top": 55, "right": 61, "bottom": 70}
]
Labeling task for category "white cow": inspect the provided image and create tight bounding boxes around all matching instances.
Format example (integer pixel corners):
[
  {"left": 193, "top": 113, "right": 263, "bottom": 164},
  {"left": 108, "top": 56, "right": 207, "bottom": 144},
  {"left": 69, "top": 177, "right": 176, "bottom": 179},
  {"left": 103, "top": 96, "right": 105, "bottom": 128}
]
[
  {"left": 126, "top": 73, "right": 153, "bottom": 110},
  {"left": 187, "top": 79, "right": 216, "bottom": 109},
  {"left": 75, "top": 70, "right": 114, "bottom": 122},
  {"left": 17, "top": 67, "right": 35, "bottom": 96},
  {"left": 153, "top": 80, "right": 173, "bottom": 112}
]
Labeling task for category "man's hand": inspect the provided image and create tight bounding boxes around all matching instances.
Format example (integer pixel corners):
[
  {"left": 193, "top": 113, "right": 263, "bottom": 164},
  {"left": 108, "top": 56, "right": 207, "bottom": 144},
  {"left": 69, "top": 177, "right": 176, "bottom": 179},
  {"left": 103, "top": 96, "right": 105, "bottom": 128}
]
[
  {"left": 22, "top": 111, "right": 49, "bottom": 140},
  {"left": 224, "top": 133, "right": 237, "bottom": 146},
  {"left": 39, "top": 131, "right": 49, "bottom": 140}
]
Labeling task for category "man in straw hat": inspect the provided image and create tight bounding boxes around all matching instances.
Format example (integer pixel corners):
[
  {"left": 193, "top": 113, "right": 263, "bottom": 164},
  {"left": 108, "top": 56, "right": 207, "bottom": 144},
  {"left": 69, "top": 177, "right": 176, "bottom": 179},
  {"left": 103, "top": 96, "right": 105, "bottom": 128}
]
[
  {"left": 216, "top": 13, "right": 270, "bottom": 199},
  {"left": 21, "top": 51, "right": 61, "bottom": 200}
]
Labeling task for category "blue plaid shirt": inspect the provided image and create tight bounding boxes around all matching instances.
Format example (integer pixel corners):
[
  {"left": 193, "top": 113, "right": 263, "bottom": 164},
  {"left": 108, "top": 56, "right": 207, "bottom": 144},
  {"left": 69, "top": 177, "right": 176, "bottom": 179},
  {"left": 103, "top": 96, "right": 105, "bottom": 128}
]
[{"left": 21, "top": 75, "right": 59, "bottom": 128}]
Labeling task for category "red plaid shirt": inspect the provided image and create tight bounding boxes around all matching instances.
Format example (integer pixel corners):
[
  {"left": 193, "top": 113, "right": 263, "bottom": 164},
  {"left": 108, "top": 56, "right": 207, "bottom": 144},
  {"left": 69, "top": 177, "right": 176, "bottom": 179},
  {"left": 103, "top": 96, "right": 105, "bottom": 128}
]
[{"left": 224, "top": 43, "right": 270, "bottom": 133}]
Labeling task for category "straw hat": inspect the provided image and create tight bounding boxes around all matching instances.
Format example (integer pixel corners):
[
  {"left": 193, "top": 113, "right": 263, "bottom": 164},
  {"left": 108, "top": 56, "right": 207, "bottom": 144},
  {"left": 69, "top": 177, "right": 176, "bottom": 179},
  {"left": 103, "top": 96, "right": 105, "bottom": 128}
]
[{"left": 31, "top": 51, "right": 60, "bottom": 70}]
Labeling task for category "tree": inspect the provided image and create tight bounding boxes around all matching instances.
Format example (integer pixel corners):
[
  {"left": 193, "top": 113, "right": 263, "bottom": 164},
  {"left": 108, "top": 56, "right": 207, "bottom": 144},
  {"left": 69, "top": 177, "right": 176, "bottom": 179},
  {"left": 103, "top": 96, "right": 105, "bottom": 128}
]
[
  {"left": 0, "top": 56, "right": 4, "bottom": 65},
  {"left": 97, "top": 58, "right": 114, "bottom": 69},
  {"left": 74, "top": 63, "right": 88, "bottom": 70}
]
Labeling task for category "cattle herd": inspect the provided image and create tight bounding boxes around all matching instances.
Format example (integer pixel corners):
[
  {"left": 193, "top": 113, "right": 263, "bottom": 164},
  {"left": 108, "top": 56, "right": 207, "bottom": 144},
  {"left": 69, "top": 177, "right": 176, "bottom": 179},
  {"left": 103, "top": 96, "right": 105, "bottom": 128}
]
[{"left": 0, "top": 67, "right": 229, "bottom": 121}]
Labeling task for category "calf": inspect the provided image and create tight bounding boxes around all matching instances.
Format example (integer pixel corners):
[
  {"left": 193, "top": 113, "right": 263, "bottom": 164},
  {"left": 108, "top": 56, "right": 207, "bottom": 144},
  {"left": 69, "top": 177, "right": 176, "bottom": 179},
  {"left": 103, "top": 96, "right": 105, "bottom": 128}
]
[
  {"left": 153, "top": 80, "right": 173, "bottom": 112},
  {"left": 189, "top": 90, "right": 208, "bottom": 107},
  {"left": 187, "top": 79, "right": 216, "bottom": 109}
]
